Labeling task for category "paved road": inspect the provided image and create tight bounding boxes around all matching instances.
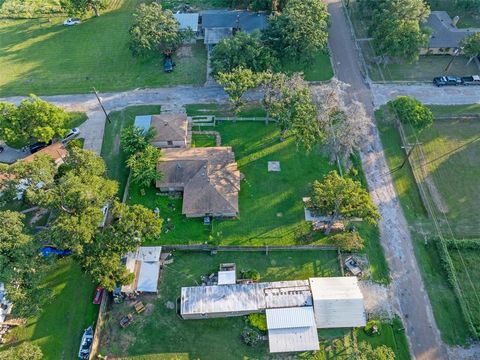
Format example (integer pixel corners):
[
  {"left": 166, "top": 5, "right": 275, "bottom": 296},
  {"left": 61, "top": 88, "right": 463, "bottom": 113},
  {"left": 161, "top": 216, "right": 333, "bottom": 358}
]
[
  {"left": 326, "top": 1, "right": 448, "bottom": 359},
  {"left": 371, "top": 83, "right": 480, "bottom": 106},
  {"left": 0, "top": 86, "right": 231, "bottom": 154}
]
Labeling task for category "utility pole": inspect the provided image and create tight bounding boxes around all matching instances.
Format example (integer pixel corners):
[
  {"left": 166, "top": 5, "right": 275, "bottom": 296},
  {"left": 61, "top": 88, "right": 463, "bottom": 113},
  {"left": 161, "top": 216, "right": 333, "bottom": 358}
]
[
  {"left": 444, "top": 47, "right": 461, "bottom": 73},
  {"left": 93, "top": 87, "right": 111, "bottom": 124},
  {"left": 389, "top": 143, "right": 421, "bottom": 175}
]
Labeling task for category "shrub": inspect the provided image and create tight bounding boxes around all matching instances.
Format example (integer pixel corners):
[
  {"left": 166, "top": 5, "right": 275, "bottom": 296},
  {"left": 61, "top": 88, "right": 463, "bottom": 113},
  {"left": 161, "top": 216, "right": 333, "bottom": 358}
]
[
  {"left": 243, "top": 269, "right": 261, "bottom": 281},
  {"left": 328, "top": 231, "right": 365, "bottom": 251},
  {"left": 364, "top": 319, "right": 382, "bottom": 336},
  {"left": 241, "top": 328, "right": 261, "bottom": 346},
  {"left": 388, "top": 96, "right": 433, "bottom": 131},
  {"left": 248, "top": 313, "right": 267, "bottom": 332}
]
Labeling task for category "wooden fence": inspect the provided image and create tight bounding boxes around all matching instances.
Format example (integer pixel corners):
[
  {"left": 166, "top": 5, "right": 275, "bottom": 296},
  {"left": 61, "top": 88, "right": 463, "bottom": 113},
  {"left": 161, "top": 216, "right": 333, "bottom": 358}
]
[{"left": 162, "top": 244, "right": 338, "bottom": 252}]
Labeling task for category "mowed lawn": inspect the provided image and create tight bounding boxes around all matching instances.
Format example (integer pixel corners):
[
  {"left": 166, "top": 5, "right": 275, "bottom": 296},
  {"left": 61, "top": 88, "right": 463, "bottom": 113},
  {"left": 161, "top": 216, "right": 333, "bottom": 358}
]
[
  {"left": 129, "top": 121, "right": 337, "bottom": 246},
  {"left": 376, "top": 105, "right": 477, "bottom": 345},
  {"left": 99, "top": 250, "right": 341, "bottom": 359},
  {"left": 0, "top": 0, "right": 207, "bottom": 96},
  {"left": 2, "top": 258, "right": 98, "bottom": 359}
]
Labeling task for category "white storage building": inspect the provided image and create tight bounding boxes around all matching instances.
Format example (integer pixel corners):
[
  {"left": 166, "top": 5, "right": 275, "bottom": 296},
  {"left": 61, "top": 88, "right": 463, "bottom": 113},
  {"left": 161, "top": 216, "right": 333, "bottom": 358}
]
[
  {"left": 121, "top": 246, "right": 162, "bottom": 294},
  {"left": 309, "top": 277, "right": 366, "bottom": 328}
]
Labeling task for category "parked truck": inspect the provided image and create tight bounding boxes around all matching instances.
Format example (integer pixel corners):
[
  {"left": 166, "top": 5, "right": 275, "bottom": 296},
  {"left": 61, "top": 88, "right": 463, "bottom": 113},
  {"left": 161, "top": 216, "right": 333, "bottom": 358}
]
[{"left": 461, "top": 75, "right": 480, "bottom": 85}]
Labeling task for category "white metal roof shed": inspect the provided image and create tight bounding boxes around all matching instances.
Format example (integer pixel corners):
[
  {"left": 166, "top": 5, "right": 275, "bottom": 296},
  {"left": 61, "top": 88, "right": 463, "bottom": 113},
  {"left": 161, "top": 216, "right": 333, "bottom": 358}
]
[
  {"left": 266, "top": 307, "right": 319, "bottom": 353},
  {"left": 309, "top": 277, "right": 366, "bottom": 328},
  {"left": 137, "top": 261, "right": 161, "bottom": 293},
  {"left": 218, "top": 270, "right": 236, "bottom": 285}
]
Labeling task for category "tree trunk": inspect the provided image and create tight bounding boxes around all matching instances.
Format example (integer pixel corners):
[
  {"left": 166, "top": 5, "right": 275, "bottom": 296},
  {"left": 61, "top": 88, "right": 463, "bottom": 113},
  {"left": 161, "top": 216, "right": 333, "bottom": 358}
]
[
  {"left": 324, "top": 202, "right": 341, "bottom": 235},
  {"left": 2, "top": 318, "right": 27, "bottom": 326},
  {"left": 93, "top": 5, "right": 99, "bottom": 17}
]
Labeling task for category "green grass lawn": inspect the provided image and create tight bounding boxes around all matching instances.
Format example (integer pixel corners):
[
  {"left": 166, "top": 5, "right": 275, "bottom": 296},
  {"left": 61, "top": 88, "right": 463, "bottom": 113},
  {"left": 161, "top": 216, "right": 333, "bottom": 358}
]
[
  {"left": 0, "top": 0, "right": 207, "bottom": 96},
  {"left": 101, "top": 105, "right": 161, "bottom": 198},
  {"left": 376, "top": 106, "right": 473, "bottom": 345},
  {"left": 356, "top": 317, "right": 410, "bottom": 360},
  {"left": 1, "top": 258, "right": 98, "bottom": 359},
  {"left": 281, "top": 50, "right": 334, "bottom": 81},
  {"left": 191, "top": 133, "right": 216, "bottom": 147},
  {"left": 99, "top": 250, "right": 341, "bottom": 358}
]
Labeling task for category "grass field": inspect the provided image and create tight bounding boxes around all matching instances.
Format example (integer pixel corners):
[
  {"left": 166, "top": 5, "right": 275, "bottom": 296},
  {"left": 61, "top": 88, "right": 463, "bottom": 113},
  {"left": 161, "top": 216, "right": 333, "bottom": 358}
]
[
  {"left": 1, "top": 258, "right": 98, "bottom": 359},
  {"left": 0, "top": 0, "right": 207, "bottom": 96},
  {"left": 282, "top": 50, "right": 334, "bottom": 82},
  {"left": 376, "top": 105, "right": 479, "bottom": 345}
]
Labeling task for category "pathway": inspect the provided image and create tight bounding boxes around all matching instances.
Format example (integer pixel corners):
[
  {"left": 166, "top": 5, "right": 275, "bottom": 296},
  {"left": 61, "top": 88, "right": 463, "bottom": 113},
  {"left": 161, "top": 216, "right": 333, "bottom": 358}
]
[{"left": 326, "top": 1, "right": 448, "bottom": 359}]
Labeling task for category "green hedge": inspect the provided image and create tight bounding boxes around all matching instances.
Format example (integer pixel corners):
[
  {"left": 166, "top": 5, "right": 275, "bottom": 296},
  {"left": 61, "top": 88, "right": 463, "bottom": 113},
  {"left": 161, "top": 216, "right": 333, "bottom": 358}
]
[{"left": 445, "top": 239, "right": 480, "bottom": 250}]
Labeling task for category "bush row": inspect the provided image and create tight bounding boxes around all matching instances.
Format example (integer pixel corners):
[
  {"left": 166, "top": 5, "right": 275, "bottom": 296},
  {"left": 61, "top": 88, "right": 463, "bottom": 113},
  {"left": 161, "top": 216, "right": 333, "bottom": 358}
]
[
  {"left": 0, "top": 0, "right": 63, "bottom": 19},
  {"left": 445, "top": 238, "right": 480, "bottom": 250}
]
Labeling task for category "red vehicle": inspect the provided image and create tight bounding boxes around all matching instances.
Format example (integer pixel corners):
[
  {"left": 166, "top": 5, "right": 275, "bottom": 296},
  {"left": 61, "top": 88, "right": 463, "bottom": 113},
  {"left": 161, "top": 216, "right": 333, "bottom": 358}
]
[{"left": 93, "top": 286, "right": 104, "bottom": 305}]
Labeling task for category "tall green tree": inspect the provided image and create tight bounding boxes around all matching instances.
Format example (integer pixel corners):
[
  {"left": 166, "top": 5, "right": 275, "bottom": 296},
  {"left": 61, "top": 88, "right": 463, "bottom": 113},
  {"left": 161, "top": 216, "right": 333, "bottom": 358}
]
[
  {"left": 263, "top": 0, "right": 329, "bottom": 61},
  {"left": 388, "top": 96, "right": 433, "bottom": 131},
  {"left": 121, "top": 125, "right": 156, "bottom": 157},
  {"left": 210, "top": 31, "right": 279, "bottom": 76},
  {"left": 262, "top": 72, "right": 321, "bottom": 151},
  {"left": 308, "top": 171, "right": 379, "bottom": 234},
  {"left": 216, "top": 67, "right": 264, "bottom": 116},
  {"left": 369, "top": 0, "right": 431, "bottom": 62},
  {"left": 0, "top": 96, "right": 69, "bottom": 146},
  {"left": 0, "top": 211, "right": 46, "bottom": 317},
  {"left": 461, "top": 32, "right": 480, "bottom": 64},
  {"left": 126, "top": 144, "right": 162, "bottom": 189},
  {"left": 82, "top": 202, "right": 162, "bottom": 290},
  {"left": 61, "top": 0, "right": 109, "bottom": 17},
  {"left": 129, "top": 2, "right": 192, "bottom": 57}
]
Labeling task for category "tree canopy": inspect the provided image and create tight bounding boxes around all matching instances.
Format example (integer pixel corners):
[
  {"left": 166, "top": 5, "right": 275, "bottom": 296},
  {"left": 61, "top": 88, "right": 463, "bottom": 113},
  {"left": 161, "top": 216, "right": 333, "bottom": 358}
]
[
  {"left": 388, "top": 96, "right": 433, "bottom": 131},
  {"left": 210, "top": 31, "right": 279, "bottom": 76},
  {"left": 361, "top": 0, "right": 431, "bottom": 62},
  {"left": 126, "top": 144, "right": 162, "bottom": 189},
  {"left": 357, "top": 342, "right": 396, "bottom": 360},
  {"left": 309, "top": 171, "right": 379, "bottom": 233},
  {"left": 129, "top": 2, "right": 192, "bottom": 57},
  {"left": 461, "top": 32, "right": 480, "bottom": 59},
  {"left": 0, "top": 95, "right": 69, "bottom": 146},
  {"left": 0, "top": 211, "right": 46, "bottom": 317},
  {"left": 121, "top": 125, "right": 156, "bottom": 158},
  {"left": 60, "top": 0, "right": 109, "bottom": 16},
  {"left": 216, "top": 67, "right": 264, "bottom": 115},
  {"left": 263, "top": 0, "right": 329, "bottom": 61},
  {"left": 262, "top": 72, "right": 321, "bottom": 151},
  {"left": 0, "top": 341, "right": 43, "bottom": 360}
]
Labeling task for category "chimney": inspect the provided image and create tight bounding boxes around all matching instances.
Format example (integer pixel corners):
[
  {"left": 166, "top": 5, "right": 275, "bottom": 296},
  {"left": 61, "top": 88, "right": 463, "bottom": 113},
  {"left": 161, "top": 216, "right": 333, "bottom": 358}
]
[{"left": 452, "top": 16, "right": 460, "bottom": 27}]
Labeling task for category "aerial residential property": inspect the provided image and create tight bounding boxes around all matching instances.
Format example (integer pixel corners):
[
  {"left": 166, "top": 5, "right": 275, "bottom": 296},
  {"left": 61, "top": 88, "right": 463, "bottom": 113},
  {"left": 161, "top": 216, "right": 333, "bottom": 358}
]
[{"left": 0, "top": 0, "right": 479, "bottom": 359}]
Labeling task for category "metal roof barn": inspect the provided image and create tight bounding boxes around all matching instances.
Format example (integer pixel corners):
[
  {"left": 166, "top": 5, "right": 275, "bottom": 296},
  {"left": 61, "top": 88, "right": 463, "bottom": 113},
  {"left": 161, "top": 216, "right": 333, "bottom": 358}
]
[
  {"left": 309, "top": 277, "right": 366, "bottom": 328},
  {"left": 121, "top": 247, "right": 162, "bottom": 294},
  {"left": 266, "top": 307, "right": 319, "bottom": 353},
  {"left": 180, "top": 280, "right": 311, "bottom": 319}
]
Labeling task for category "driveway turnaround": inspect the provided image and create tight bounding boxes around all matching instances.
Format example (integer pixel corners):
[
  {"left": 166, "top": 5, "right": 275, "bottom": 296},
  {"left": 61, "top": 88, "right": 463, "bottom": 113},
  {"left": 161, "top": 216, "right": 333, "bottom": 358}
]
[{"left": 326, "top": 1, "right": 448, "bottom": 359}]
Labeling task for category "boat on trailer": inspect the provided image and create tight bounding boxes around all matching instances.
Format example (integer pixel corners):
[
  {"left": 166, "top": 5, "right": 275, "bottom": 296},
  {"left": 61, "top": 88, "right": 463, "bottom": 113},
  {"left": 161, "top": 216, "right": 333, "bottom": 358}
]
[{"left": 78, "top": 326, "right": 94, "bottom": 359}]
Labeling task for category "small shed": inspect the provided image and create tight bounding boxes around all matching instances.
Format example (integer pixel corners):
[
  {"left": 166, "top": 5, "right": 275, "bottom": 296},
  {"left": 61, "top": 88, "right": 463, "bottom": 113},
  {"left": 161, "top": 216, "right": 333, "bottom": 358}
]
[
  {"left": 174, "top": 13, "right": 199, "bottom": 33},
  {"left": 266, "top": 307, "right": 320, "bottom": 353},
  {"left": 309, "top": 277, "right": 366, "bottom": 328},
  {"left": 150, "top": 114, "right": 189, "bottom": 149},
  {"left": 122, "top": 247, "right": 162, "bottom": 294}
]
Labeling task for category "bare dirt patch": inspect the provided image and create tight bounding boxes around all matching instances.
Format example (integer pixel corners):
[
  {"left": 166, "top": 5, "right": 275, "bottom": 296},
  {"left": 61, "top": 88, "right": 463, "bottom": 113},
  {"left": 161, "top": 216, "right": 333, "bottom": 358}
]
[
  {"left": 359, "top": 280, "right": 394, "bottom": 319},
  {"left": 177, "top": 45, "right": 193, "bottom": 57}
]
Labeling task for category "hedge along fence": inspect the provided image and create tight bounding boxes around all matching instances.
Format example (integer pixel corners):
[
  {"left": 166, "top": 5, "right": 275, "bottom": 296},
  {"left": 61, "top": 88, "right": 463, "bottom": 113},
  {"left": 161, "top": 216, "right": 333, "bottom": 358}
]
[
  {"left": 445, "top": 238, "right": 480, "bottom": 250},
  {"left": 162, "top": 244, "right": 338, "bottom": 252},
  {"left": 0, "top": 0, "right": 64, "bottom": 19},
  {"left": 434, "top": 237, "right": 478, "bottom": 338}
]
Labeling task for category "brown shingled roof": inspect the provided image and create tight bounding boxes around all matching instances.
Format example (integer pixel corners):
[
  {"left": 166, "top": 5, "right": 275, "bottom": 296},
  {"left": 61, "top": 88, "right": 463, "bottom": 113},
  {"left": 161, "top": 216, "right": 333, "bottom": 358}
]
[
  {"left": 150, "top": 114, "right": 188, "bottom": 143},
  {"left": 156, "top": 147, "right": 240, "bottom": 217},
  {"left": 22, "top": 142, "right": 67, "bottom": 165}
]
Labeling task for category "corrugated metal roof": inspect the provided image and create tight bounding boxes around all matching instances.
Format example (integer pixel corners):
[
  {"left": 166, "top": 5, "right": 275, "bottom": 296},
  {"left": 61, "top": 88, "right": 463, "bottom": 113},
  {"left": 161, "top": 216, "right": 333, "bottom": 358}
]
[
  {"left": 310, "top": 277, "right": 366, "bottom": 328},
  {"left": 137, "top": 261, "right": 161, "bottom": 293},
  {"left": 218, "top": 270, "right": 236, "bottom": 285},
  {"left": 266, "top": 306, "right": 316, "bottom": 330},
  {"left": 268, "top": 326, "right": 320, "bottom": 353}
]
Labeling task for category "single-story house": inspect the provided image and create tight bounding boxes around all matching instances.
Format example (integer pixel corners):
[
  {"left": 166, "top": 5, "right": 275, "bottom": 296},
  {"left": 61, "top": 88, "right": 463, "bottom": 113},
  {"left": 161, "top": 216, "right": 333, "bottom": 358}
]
[
  {"left": 199, "top": 10, "right": 268, "bottom": 50},
  {"left": 180, "top": 276, "right": 366, "bottom": 353},
  {"left": 121, "top": 246, "right": 162, "bottom": 294},
  {"left": 134, "top": 114, "right": 189, "bottom": 148},
  {"left": 422, "top": 11, "right": 480, "bottom": 55},
  {"left": 156, "top": 147, "right": 240, "bottom": 218}
]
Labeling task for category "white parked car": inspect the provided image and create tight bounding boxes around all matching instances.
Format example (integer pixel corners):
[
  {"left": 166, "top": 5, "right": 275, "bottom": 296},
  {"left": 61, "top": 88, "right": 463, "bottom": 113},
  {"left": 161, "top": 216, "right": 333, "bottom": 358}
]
[
  {"left": 62, "top": 128, "right": 80, "bottom": 143},
  {"left": 63, "top": 18, "right": 81, "bottom": 26}
]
